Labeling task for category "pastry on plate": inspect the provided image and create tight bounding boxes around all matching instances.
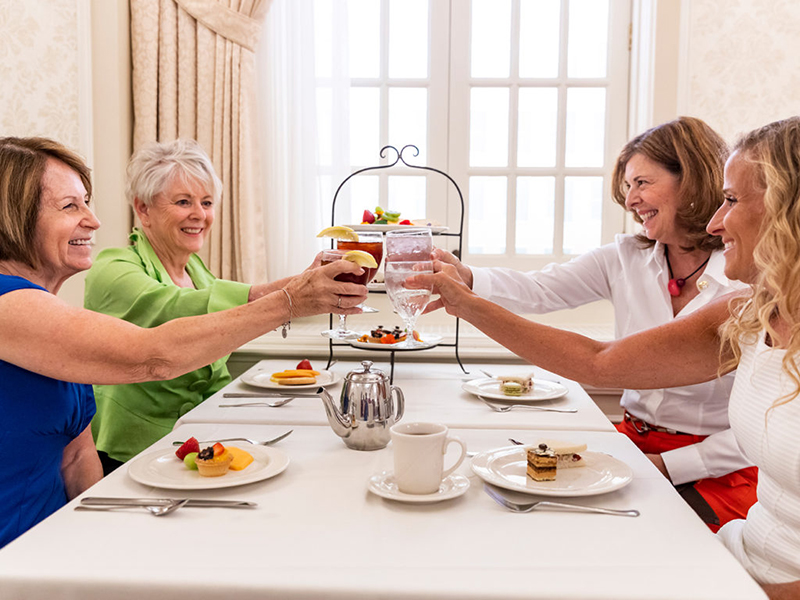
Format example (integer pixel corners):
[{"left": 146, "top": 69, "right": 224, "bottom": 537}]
[
  {"left": 526, "top": 443, "right": 557, "bottom": 481},
  {"left": 499, "top": 374, "right": 533, "bottom": 396},
  {"left": 535, "top": 439, "right": 587, "bottom": 469}
]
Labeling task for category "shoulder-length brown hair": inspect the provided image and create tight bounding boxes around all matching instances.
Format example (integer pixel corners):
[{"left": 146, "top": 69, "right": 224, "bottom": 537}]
[
  {"left": 611, "top": 116, "right": 728, "bottom": 252},
  {"left": 0, "top": 137, "right": 92, "bottom": 269}
]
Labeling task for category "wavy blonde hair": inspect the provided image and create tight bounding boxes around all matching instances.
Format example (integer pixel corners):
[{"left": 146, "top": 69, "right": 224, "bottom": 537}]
[{"left": 719, "top": 116, "right": 800, "bottom": 408}]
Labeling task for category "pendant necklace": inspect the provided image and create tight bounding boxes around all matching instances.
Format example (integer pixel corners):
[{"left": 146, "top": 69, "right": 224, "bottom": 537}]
[{"left": 665, "top": 247, "right": 710, "bottom": 297}]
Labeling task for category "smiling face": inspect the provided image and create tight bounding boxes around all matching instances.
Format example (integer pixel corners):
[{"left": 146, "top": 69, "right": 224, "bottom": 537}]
[
  {"left": 623, "top": 153, "right": 686, "bottom": 245},
  {"left": 706, "top": 151, "right": 766, "bottom": 284},
  {"left": 135, "top": 173, "right": 215, "bottom": 262},
  {"left": 32, "top": 158, "right": 100, "bottom": 290}
]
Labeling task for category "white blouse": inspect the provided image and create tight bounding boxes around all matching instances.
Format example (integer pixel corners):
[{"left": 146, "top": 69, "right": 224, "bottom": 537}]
[
  {"left": 471, "top": 234, "right": 752, "bottom": 485},
  {"left": 717, "top": 332, "right": 800, "bottom": 583}
]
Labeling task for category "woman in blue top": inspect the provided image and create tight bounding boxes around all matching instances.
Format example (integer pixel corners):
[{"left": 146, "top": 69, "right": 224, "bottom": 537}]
[{"left": 0, "top": 137, "right": 367, "bottom": 548}]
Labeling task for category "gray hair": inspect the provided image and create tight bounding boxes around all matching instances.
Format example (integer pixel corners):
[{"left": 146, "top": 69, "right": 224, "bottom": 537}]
[{"left": 125, "top": 139, "right": 222, "bottom": 206}]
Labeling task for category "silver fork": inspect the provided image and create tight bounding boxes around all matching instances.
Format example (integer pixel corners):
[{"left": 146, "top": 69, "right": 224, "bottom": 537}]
[
  {"left": 478, "top": 396, "right": 577, "bottom": 413},
  {"left": 75, "top": 499, "right": 188, "bottom": 517},
  {"left": 483, "top": 485, "right": 639, "bottom": 517},
  {"left": 172, "top": 430, "right": 293, "bottom": 446}
]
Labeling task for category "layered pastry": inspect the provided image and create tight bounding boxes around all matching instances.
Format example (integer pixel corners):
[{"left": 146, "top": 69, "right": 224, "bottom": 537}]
[
  {"left": 536, "top": 439, "right": 587, "bottom": 469},
  {"left": 195, "top": 444, "right": 234, "bottom": 477},
  {"left": 270, "top": 368, "right": 320, "bottom": 385},
  {"left": 526, "top": 443, "right": 557, "bottom": 481},
  {"left": 500, "top": 374, "right": 533, "bottom": 396}
]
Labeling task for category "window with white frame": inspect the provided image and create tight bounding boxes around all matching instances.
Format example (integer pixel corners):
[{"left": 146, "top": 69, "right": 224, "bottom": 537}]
[{"left": 313, "top": 0, "right": 630, "bottom": 270}]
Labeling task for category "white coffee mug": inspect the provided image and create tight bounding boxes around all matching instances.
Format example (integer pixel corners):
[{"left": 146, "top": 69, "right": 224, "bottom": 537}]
[{"left": 390, "top": 422, "right": 467, "bottom": 494}]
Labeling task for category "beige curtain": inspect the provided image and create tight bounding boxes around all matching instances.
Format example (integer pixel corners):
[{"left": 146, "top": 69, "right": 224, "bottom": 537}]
[{"left": 130, "top": 0, "right": 270, "bottom": 283}]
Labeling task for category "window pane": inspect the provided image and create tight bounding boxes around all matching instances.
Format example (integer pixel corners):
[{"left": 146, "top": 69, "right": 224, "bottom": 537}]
[
  {"left": 517, "top": 87, "right": 558, "bottom": 167},
  {"left": 468, "top": 176, "right": 507, "bottom": 254},
  {"left": 348, "top": 175, "right": 379, "bottom": 224},
  {"left": 389, "top": 0, "right": 428, "bottom": 78},
  {"left": 316, "top": 87, "right": 332, "bottom": 166},
  {"left": 388, "top": 175, "right": 427, "bottom": 221},
  {"left": 519, "top": 0, "right": 560, "bottom": 78},
  {"left": 470, "top": 87, "right": 509, "bottom": 167},
  {"left": 516, "top": 177, "right": 555, "bottom": 254},
  {"left": 563, "top": 176, "right": 602, "bottom": 254},
  {"left": 470, "top": 0, "right": 511, "bottom": 78},
  {"left": 568, "top": 0, "right": 609, "bottom": 78},
  {"left": 350, "top": 88, "right": 380, "bottom": 165},
  {"left": 389, "top": 88, "right": 428, "bottom": 163},
  {"left": 565, "top": 87, "right": 605, "bottom": 167},
  {"left": 314, "top": 0, "right": 333, "bottom": 78},
  {"left": 349, "top": 0, "right": 380, "bottom": 78}
]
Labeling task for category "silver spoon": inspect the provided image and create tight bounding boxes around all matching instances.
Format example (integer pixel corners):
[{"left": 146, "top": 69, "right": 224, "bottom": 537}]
[
  {"left": 478, "top": 396, "right": 577, "bottom": 413},
  {"left": 172, "top": 430, "right": 293, "bottom": 446},
  {"left": 75, "top": 499, "right": 189, "bottom": 517},
  {"left": 483, "top": 485, "right": 639, "bottom": 517}
]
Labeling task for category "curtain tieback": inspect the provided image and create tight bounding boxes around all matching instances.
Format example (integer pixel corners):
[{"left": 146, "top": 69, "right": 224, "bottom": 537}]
[{"left": 175, "top": 0, "right": 266, "bottom": 51}]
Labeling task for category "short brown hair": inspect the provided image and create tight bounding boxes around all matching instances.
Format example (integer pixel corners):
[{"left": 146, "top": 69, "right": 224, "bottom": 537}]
[
  {"left": 0, "top": 137, "right": 92, "bottom": 268},
  {"left": 611, "top": 116, "right": 728, "bottom": 252}
]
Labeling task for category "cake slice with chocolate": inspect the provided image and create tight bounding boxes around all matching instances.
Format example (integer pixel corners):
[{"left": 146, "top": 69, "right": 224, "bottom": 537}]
[{"left": 526, "top": 443, "right": 557, "bottom": 481}]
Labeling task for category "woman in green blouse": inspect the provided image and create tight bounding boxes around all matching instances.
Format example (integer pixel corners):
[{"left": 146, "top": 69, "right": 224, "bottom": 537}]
[{"left": 85, "top": 139, "right": 317, "bottom": 473}]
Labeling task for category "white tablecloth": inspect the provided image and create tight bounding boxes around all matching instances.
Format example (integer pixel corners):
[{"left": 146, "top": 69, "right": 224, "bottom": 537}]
[
  {"left": 0, "top": 424, "right": 765, "bottom": 599},
  {"left": 176, "top": 360, "right": 616, "bottom": 432}
]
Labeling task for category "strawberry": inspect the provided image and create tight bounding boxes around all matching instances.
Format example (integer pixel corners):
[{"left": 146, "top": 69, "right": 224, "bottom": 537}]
[
  {"left": 296, "top": 358, "right": 313, "bottom": 370},
  {"left": 213, "top": 442, "right": 226, "bottom": 457},
  {"left": 399, "top": 219, "right": 412, "bottom": 225},
  {"left": 362, "top": 209, "right": 375, "bottom": 224},
  {"left": 175, "top": 436, "right": 200, "bottom": 460}
]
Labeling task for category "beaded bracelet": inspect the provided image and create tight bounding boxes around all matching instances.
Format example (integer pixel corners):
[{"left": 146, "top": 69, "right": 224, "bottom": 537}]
[{"left": 280, "top": 288, "right": 293, "bottom": 338}]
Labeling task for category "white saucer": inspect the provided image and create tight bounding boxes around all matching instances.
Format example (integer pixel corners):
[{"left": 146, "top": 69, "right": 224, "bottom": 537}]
[{"left": 367, "top": 471, "right": 470, "bottom": 503}]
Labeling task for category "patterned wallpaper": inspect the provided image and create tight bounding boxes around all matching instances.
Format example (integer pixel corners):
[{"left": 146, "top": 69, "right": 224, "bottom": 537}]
[
  {"left": 0, "top": 0, "right": 80, "bottom": 148},
  {"left": 683, "top": 0, "right": 800, "bottom": 142}
]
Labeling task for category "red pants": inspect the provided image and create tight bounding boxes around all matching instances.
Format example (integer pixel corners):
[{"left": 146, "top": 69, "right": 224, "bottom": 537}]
[{"left": 616, "top": 419, "right": 758, "bottom": 533}]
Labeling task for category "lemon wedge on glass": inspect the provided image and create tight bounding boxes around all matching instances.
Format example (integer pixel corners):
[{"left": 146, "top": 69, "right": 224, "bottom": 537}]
[
  {"left": 342, "top": 250, "right": 378, "bottom": 268},
  {"left": 317, "top": 225, "right": 359, "bottom": 241}
]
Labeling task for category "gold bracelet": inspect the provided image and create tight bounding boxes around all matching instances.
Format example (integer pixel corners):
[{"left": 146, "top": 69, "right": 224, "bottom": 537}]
[{"left": 280, "top": 288, "right": 293, "bottom": 338}]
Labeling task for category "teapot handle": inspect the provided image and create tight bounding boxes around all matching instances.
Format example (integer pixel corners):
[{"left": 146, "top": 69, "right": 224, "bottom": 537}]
[{"left": 391, "top": 385, "right": 405, "bottom": 423}]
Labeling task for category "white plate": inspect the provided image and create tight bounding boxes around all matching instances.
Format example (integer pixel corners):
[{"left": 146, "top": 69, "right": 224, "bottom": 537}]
[
  {"left": 471, "top": 447, "right": 633, "bottom": 497},
  {"left": 128, "top": 444, "right": 290, "bottom": 490},
  {"left": 344, "top": 223, "right": 449, "bottom": 234},
  {"left": 348, "top": 333, "right": 442, "bottom": 351},
  {"left": 241, "top": 369, "right": 340, "bottom": 390},
  {"left": 368, "top": 471, "right": 470, "bottom": 503},
  {"left": 462, "top": 377, "right": 568, "bottom": 402}
]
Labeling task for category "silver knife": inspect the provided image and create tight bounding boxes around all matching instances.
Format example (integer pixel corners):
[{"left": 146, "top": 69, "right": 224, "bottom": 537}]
[
  {"left": 81, "top": 497, "right": 257, "bottom": 508},
  {"left": 223, "top": 389, "right": 323, "bottom": 399}
]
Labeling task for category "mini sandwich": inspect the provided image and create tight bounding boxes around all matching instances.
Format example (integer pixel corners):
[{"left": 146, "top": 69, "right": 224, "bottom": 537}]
[
  {"left": 499, "top": 374, "right": 533, "bottom": 396},
  {"left": 535, "top": 439, "right": 587, "bottom": 469},
  {"left": 270, "top": 369, "right": 320, "bottom": 385}
]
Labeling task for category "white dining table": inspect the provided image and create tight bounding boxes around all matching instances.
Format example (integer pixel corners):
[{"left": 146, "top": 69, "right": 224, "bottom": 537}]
[
  {"left": 175, "top": 359, "right": 616, "bottom": 432},
  {"left": 0, "top": 423, "right": 765, "bottom": 599}
]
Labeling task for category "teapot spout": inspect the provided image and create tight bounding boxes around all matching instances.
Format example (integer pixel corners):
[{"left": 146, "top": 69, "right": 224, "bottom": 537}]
[{"left": 319, "top": 387, "right": 352, "bottom": 437}]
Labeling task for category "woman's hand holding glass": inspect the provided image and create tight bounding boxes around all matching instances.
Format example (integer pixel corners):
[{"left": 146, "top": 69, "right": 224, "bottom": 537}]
[{"left": 285, "top": 255, "right": 368, "bottom": 319}]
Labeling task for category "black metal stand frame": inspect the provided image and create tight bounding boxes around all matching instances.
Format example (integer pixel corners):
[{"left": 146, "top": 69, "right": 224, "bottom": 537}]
[{"left": 324, "top": 144, "right": 469, "bottom": 382}]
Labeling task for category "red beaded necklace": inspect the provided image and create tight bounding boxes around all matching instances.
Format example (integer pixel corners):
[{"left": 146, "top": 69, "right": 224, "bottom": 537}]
[{"left": 664, "top": 247, "right": 710, "bottom": 297}]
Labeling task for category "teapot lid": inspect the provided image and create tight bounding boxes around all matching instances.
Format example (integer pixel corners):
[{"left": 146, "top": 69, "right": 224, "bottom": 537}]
[{"left": 345, "top": 360, "right": 386, "bottom": 384}]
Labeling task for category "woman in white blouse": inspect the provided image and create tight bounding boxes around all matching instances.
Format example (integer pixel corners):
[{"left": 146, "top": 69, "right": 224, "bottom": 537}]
[
  {"left": 412, "top": 117, "right": 800, "bottom": 598},
  {"left": 435, "top": 117, "right": 753, "bottom": 531}
]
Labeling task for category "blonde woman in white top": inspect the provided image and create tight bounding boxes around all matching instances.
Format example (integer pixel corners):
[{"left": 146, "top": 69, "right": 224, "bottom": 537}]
[{"left": 411, "top": 118, "right": 800, "bottom": 598}]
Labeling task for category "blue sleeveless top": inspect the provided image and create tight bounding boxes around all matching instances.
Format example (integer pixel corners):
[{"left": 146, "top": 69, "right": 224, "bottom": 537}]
[{"left": 0, "top": 274, "right": 95, "bottom": 548}]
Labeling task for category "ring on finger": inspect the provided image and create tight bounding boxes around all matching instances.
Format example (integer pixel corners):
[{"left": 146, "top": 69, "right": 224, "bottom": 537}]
[{"left": 337, "top": 295, "right": 342, "bottom": 309}]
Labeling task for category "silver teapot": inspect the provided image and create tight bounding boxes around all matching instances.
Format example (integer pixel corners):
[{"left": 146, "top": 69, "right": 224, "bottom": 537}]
[{"left": 320, "top": 360, "right": 404, "bottom": 450}]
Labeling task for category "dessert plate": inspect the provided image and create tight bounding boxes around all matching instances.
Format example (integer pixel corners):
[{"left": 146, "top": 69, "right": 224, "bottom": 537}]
[
  {"left": 471, "top": 447, "right": 633, "bottom": 497},
  {"left": 128, "top": 444, "right": 289, "bottom": 490},
  {"left": 348, "top": 334, "right": 442, "bottom": 351},
  {"left": 345, "top": 223, "right": 449, "bottom": 234},
  {"left": 241, "top": 369, "right": 340, "bottom": 390},
  {"left": 367, "top": 471, "right": 470, "bottom": 503},
  {"left": 462, "top": 377, "right": 568, "bottom": 402}
]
